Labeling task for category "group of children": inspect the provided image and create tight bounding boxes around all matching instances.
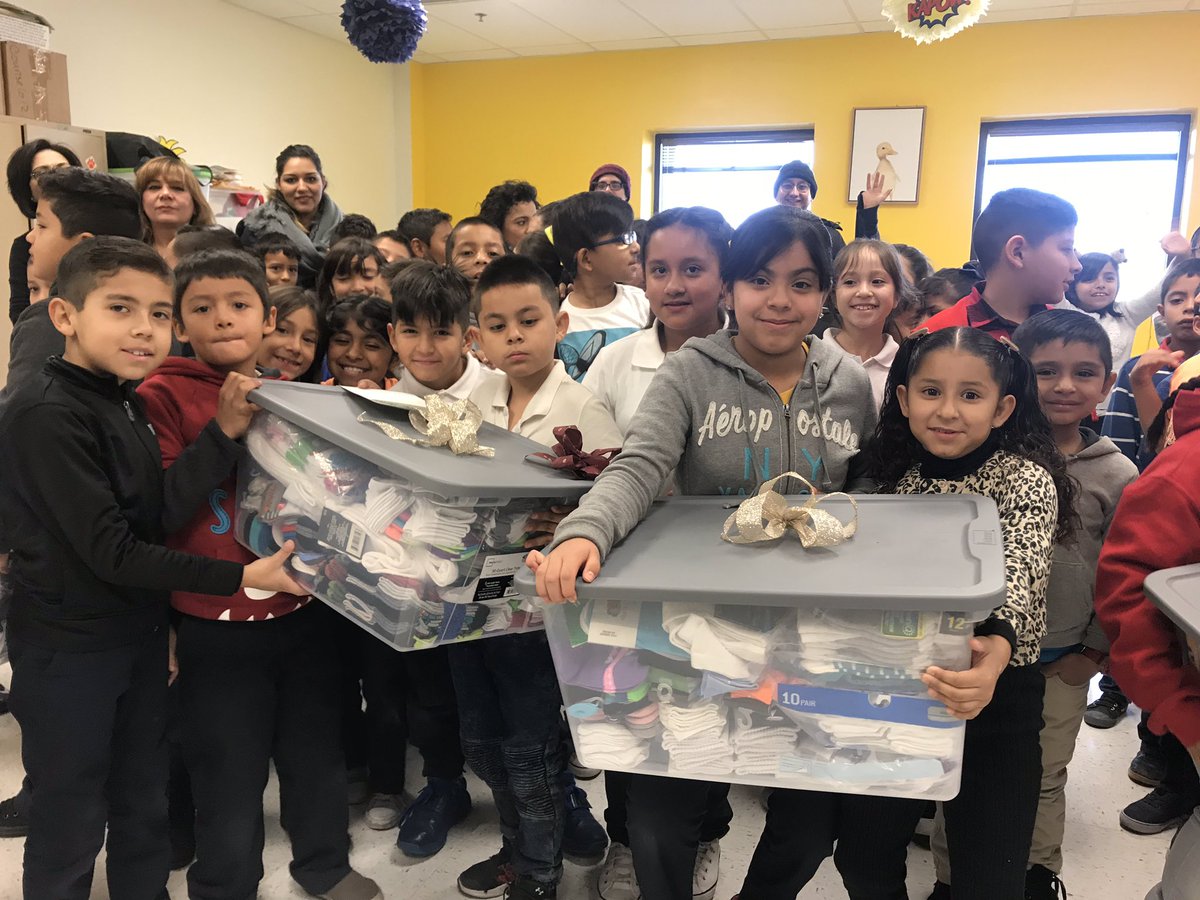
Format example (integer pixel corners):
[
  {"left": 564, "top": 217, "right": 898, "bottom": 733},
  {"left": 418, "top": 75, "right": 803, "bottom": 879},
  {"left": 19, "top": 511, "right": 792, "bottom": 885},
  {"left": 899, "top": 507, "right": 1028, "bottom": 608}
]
[{"left": 0, "top": 154, "right": 1197, "bottom": 900}]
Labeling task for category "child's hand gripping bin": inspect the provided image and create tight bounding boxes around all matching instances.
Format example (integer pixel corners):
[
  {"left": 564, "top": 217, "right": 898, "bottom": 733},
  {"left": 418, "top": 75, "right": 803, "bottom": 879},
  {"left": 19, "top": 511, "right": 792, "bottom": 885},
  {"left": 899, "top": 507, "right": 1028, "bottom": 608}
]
[
  {"left": 517, "top": 493, "right": 1005, "bottom": 801},
  {"left": 233, "top": 381, "right": 591, "bottom": 650}
]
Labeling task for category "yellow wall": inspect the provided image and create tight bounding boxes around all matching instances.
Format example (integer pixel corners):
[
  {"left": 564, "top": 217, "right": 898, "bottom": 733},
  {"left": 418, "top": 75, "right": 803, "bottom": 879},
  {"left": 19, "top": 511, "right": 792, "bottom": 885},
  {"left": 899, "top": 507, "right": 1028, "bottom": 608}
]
[
  {"left": 29, "top": 0, "right": 411, "bottom": 227},
  {"left": 411, "top": 12, "right": 1199, "bottom": 270}
]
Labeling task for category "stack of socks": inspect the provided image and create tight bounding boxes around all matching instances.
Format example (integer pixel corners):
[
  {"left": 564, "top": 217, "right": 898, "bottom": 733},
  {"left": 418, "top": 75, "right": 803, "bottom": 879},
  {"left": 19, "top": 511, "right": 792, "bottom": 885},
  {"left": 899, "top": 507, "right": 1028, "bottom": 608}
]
[
  {"left": 660, "top": 700, "right": 734, "bottom": 775},
  {"left": 731, "top": 708, "right": 799, "bottom": 776},
  {"left": 809, "top": 716, "right": 957, "bottom": 758},
  {"left": 662, "top": 602, "right": 773, "bottom": 681},
  {"left": 794, "top": 609, "right": 970, "bottom": 681},
  {"left": 576, "top": 719, "right": 650, "bottom": 769}
]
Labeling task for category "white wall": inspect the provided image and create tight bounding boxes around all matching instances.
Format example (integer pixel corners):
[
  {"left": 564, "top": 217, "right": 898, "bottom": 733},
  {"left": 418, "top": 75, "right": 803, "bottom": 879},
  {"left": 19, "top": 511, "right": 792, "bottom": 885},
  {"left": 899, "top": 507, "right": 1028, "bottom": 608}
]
[{"left": 25, "top": 0, "right": 413, "bottom": 227}]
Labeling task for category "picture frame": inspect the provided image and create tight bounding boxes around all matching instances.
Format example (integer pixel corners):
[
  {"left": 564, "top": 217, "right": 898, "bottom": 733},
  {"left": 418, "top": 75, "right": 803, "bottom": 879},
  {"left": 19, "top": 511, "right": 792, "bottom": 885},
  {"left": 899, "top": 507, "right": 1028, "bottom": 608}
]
[{"left": 847, "top": 107, "right": 926, "bottom": 204}]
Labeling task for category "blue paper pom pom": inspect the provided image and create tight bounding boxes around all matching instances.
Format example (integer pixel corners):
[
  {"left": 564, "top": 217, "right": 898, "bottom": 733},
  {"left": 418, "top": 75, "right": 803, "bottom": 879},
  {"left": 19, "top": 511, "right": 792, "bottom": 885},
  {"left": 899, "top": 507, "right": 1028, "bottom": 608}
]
[{"left": 341, "top": 0, "right": 428, "bottom": 64}]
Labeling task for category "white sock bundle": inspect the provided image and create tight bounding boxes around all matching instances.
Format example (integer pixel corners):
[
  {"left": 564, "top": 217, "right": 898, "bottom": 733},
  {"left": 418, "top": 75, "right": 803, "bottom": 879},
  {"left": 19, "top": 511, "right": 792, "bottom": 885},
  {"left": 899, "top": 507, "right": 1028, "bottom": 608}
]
[
  {"left": 483, "top": 602, "right": 513, "bottom": 632},
  {"left": 361, "top": 548, "right": 459, "bottom": 588},
  {"left": 810, "top": 716, "right": 957, "bottom": 758},
  {"left": 730, "top": 708, "right": 799, "bottom": 776},
  {"left": 364, "top": 478, "right": 415, "bottom": 533},
  {"left": 795, "top": 609, "right": 969, "bottom": 673},
  {"left": 576, "top": 720, "right": 650, "bottom": 768},
  {"left": 662, "top": 603, "right": 771, "bottom": 681},
  {"left": 660, "top": 700, "right": 734, "bottom": 775}
]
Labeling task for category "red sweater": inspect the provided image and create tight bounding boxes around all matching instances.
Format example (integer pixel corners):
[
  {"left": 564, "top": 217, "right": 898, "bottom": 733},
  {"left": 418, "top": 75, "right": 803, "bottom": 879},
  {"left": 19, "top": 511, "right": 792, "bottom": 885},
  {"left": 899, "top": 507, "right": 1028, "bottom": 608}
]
[
  {"left": 1095, "top": 389, "right": 1200, "bottom": 748},
  {"left": 138, "top": 358, "right": 308, "bottom": 621},
  {"left": 923, "top": 283, "right": 1052, "bottom": 342}
]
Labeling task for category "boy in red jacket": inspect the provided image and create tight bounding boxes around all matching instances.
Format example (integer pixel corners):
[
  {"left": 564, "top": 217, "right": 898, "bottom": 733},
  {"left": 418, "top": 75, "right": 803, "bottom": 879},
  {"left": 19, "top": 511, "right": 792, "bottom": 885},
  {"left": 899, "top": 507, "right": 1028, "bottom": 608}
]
[
  {"left": 1095, "top": 379, "right": 1200, "bottom": 900},
  {"left": 138, "top": 249, "right": 383, "bottom": 900}
]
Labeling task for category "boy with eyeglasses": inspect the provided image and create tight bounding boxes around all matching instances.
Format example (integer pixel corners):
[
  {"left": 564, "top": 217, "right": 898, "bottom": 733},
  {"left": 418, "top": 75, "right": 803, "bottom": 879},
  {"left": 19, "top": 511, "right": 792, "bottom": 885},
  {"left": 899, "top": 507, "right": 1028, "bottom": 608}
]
[{"left": 550, "top": 191, "right": 650, "bottom": 382}]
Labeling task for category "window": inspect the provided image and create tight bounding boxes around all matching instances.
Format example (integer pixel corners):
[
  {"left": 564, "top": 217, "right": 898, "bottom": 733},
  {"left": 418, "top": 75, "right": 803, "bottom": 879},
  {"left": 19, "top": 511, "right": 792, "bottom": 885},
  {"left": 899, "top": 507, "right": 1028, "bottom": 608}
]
[
  {"left": 655, "top": 129, "right": 814, "bottom": 228},
  {"left": 975, "top": 115, "right": 1191, "bottom": 296}
]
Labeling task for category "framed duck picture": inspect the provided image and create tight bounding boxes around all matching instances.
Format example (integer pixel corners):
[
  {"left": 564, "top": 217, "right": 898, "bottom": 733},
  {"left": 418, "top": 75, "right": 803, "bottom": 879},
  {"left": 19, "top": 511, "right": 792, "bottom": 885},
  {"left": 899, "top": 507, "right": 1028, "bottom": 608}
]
[{"left": 848, "top": 107, "right": 926, "bottom": 204}]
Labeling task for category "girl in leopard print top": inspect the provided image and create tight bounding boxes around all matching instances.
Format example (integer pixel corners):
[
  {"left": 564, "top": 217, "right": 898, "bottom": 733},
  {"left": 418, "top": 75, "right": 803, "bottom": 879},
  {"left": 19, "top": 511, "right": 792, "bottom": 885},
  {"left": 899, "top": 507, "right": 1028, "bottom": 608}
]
[{"left": 866, "top": 325, "right": 1077, "bottom": 898}]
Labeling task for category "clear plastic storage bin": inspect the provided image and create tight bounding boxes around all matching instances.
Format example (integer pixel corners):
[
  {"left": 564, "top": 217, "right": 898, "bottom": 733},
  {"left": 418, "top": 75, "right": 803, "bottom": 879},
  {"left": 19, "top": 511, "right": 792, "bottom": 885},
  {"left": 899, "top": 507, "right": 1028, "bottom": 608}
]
[
  {"left": 516, "top": 494, "right": 1005, "bottom": 800},
  {"left": 236, "top": 382, "right": 592, "bottom": 650},
  {"left": 1143, "top": 565, "right": 1200, "bottom": 666}
]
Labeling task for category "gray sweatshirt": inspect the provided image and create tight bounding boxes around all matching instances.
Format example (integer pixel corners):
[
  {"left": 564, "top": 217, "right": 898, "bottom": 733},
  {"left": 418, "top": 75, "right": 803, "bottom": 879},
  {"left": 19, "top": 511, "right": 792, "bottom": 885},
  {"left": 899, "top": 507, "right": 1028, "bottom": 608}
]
[
  {"left": 552, "top": 330, "right": 878, "bottom": 559},
  {"left": 1043, "top": 429, "right": 1138, "bottom": 653}
]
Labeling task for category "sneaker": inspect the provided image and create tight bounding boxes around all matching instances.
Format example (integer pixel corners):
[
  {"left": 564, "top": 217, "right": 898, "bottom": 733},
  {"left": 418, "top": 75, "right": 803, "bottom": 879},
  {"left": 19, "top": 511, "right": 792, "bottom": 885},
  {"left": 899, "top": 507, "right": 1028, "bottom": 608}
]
[
  {"left": 562, "top": 785, "right": 607, "bottom": 866},
  {"left": 347, "top": 767, "right": 371, "bottom": 805},
  {"left": 0, "top": 792, "right": 28, "bottom": 838},
  {"left": 597, "top": 842, "right": 641, "bottom": 900},
  {"left": 314, "top": 869, "right": 382, "bottom": 900},
  {"left": 693, "top": 839, "right": 719, "bottom": 900},
  {"left": 1120, "top": 785, "right": 1194, "bottom": 834},
  {"left": 1083, "top": 692, "right": 1128, "bottom": 729},
  {"left": 505, "top": 877, "right": 557, "bottom": 899},
  {"left": 365, "top": 792, "right": 406, "bottom": 831},
  {"left": 458, "top": 847, "right": 516, "bottom": 899},
  {"left": 1128, "top": 748, "right": 1166, "bottom": 788},
  {"left": 568, "top": 752, "right": 600, "bottom": 781},
  {"left": 397, "top": 776, "right": 472, "bottom": 858},
  {"left": 1024, "top": 864, "right": 1066, "bottom": 900},
  {"left": 927, "top": 883, "right": 951, "bottom": 900}
]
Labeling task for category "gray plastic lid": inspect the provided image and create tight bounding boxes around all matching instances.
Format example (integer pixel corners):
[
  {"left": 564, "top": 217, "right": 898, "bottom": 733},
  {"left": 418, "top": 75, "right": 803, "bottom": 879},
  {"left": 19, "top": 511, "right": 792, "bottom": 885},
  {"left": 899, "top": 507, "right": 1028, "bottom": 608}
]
[
  {"left": 516, "top": 494, "right": 1004, "bottom": 611},
  {"left": 1143, "top": 565, "right": 1200, "bottom": 642},
  {"left": 249, "top": 381, "right": 592, "bottom": 500}
]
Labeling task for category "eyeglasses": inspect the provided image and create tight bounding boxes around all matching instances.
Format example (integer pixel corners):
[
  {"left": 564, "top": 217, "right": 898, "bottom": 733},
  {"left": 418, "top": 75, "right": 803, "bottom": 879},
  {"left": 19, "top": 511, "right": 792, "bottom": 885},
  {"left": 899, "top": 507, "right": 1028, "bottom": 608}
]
[
  {"left": 593, "top": 180, "right": 626, "bottom": 194},
  {"left": 778, "top": 180, "right": 811, "bottom": 194},
  {"left": 592, "top": 231, "right": 638, "bottom": 250}
]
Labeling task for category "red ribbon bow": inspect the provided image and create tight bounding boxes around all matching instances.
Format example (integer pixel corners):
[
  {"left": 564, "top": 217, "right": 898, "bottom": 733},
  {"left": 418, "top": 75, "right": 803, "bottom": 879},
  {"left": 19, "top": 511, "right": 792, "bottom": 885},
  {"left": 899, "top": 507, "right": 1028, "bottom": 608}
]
[{"left": 530, "top": 426, "right": 620, "bottom": 480}]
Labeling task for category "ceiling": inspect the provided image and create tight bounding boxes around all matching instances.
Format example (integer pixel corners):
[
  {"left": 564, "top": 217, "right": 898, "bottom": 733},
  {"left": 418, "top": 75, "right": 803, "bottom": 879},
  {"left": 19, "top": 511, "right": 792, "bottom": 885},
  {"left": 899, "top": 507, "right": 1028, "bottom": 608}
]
[{"left": 223, "top": 0, "right": 1200, "bottom": 63}]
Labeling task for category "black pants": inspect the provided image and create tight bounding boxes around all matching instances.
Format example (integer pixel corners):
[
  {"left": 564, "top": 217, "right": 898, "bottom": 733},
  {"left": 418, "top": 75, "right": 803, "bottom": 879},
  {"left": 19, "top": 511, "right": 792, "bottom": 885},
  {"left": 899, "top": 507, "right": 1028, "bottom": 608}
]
[
  {"left": 176, "top": 604, "right": 351, "bottom": 900},
  {"left": 739, "top": 789, "right": 924, "bottom": 900},
  {"left": 625, "top": 775, "right": 734, "bottom": 900},
  {"left": 9, "top": 628, "right": 171, "bottom": 900},
  {"left": 604, "top": 770, "right": 633, "bottom": 845},
  {"left": 334, "top": 617, "right": 368, "bottom": 773},
  {"left": 941, "top": 663, "right": 1045, "bottom": 899},
  {"left": 359, "top": 636, "right": 466, "bottom": 792}
]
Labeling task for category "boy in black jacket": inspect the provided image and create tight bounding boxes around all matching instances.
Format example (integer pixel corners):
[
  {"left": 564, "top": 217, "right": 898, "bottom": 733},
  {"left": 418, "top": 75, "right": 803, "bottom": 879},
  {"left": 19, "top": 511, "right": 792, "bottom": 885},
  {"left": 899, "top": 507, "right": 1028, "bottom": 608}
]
[{"left": 0, "top": 236, "right": 299, "bottom": 900}]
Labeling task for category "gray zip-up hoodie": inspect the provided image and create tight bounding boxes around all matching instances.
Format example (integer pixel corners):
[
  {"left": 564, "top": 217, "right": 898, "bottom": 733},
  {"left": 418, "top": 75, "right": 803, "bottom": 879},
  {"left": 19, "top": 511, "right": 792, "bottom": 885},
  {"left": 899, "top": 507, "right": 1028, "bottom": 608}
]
[
  {"left": 1043, "top": 428, "right": 1138, "bottom": 653},
  {"left": 552, "top": 330, "right": 878, "bottom": 559}
]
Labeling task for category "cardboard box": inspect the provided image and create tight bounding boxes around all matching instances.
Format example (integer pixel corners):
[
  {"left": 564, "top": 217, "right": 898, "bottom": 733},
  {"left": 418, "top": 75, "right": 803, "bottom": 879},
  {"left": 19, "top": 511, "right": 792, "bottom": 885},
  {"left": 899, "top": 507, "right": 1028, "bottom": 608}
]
[{"left": 1, "top": 42, "right": 69, "bottom": 124}]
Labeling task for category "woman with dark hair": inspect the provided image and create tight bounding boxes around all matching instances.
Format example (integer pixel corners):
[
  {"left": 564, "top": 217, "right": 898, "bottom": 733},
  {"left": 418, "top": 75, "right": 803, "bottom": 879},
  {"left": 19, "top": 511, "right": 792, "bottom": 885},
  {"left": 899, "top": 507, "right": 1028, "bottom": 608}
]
[
  {"left": 5, "top": 139, "right": 81, "bottom": 323},
  {"left": 238, "top": 144, "right": 343, "bottom": 286},
  {"left": 478, "top": 179, "right": 539, "bottom": 250}
]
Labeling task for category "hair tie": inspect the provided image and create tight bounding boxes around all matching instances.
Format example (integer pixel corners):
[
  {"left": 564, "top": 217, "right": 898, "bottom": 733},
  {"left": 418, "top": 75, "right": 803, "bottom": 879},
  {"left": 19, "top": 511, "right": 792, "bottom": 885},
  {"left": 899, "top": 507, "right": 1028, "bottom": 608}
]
[{"left": 996, "top": 336, "right": 1022, "bottom": 356}]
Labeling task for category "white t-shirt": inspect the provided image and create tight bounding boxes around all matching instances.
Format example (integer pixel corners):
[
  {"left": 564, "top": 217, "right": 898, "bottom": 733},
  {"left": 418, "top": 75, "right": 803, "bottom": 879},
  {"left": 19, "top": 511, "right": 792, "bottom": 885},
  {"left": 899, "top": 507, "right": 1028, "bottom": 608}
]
[
  {"left": 468, "top": 359, "right": 623, "bottom": 451},
  {"left": 583, "top": 327, "right": 665, "bottom": 437},
  {"left": 819, "top": 329, "right": 897, "bottom": 411},
  {"left": 392, "top": 353, "right": 485, "bottom": 402},
  {"left": 559, "top": 283, "right": 650, "bottom": 382}
]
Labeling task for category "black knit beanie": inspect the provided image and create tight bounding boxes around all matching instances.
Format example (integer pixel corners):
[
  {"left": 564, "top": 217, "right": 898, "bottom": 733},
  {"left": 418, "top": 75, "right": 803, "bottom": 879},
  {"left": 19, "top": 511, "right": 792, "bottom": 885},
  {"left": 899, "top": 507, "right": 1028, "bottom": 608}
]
[{"left": 773, "top": 160, "right": 817, "bottom": 199}]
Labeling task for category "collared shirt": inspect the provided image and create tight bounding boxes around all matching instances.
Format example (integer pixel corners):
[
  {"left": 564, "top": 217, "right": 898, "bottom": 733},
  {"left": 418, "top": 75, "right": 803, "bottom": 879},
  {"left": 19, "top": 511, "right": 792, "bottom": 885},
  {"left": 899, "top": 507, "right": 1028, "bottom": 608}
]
[
  {"left": 468, "top": 359, "right": 624, "bottom": 451},
  {"left": 582, "top": 326, "right": 666, "bottom": 436},
  {"left": 393, "top": 353, "right": 485, "bottom": 402},
  {"left": 819, "top": 328, "right": 898, "bottom": 410},
  {"left": 924, "top": 282, "right": 1051, "bottom": 342}
]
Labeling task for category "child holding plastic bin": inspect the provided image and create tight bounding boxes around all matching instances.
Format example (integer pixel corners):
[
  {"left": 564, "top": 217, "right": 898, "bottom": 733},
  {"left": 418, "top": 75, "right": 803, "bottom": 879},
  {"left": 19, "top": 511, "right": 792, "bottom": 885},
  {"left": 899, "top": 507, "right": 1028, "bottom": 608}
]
[
  {"left": 530, "top": 205, "right": 888, "bottom": 900},
  {"left": 451, "top": 255, "right": 622, "bottom": 900},
  {"left": 855, "top": 326, "right": 1074, "bottom": 900},
  {"left": 580, "top": 205, "right": 732, "bottom": 900}
]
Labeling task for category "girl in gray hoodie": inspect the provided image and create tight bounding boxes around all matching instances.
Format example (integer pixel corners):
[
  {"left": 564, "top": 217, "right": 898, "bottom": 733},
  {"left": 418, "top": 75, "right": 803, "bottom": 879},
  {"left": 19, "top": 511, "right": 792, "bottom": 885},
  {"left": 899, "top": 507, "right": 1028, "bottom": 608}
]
[{"left": 531, "top": 206, "right": 887, "bottom": 900}]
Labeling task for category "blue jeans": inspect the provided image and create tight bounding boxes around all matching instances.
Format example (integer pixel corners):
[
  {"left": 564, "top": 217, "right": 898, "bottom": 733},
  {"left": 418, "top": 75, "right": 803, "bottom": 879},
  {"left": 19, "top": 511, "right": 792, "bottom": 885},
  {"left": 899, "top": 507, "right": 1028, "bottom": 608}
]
[{"left": 448, "top": 631, "right": 565, "bottom": 884}]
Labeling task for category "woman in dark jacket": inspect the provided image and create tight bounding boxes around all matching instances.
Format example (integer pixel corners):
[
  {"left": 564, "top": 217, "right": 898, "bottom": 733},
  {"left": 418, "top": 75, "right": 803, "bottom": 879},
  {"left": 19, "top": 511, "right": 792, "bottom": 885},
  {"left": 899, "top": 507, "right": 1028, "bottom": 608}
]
[{"left": 5, "top": 139, "right": 81, "bottom": 323}]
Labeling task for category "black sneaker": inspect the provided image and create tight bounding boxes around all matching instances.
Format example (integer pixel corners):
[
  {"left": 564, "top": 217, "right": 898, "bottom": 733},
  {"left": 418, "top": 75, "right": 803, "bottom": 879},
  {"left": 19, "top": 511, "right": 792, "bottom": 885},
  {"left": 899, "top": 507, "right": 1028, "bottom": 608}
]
[
  {"left": 561, "top": 785, "right": 607, "bottom": 866},
  {"left": 0, "top": 792, "right": 29, "bottom": 838},
  {"left": 458, "top": 847, "right": 516, "bottom": 899},
  {"left": 1128, "top": 747, "right": 1167, "bottom": 788},
  {"left": 1024, "top": 864, "right": 1067, "bottom": 899},
  {"left": 1119, "top": 785, "right": 1194, "bottom": 835},
  {"left": 505, "top": 877, "right": 557, "bottom": 899},
  {"left": 927, "top": 883, "right": 951, "bottom": 900},
  {"left": 1083, "top": 692, "right": 1128, "bottom": 729}
]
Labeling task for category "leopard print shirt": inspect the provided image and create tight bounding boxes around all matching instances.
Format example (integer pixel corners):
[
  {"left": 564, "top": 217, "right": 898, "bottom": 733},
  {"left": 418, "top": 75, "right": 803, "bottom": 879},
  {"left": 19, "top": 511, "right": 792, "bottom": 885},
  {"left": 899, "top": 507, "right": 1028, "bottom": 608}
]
[{"left": 895, "top": 450, "right": 1057, "bottom": 668}]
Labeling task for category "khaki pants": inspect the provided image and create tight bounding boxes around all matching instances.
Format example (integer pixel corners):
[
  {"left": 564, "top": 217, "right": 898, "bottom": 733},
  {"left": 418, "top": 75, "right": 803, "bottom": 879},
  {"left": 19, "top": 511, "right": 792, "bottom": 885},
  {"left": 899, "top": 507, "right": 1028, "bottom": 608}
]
[{"left": 932, "top": 667, "right": 1086, "bottom": 881}]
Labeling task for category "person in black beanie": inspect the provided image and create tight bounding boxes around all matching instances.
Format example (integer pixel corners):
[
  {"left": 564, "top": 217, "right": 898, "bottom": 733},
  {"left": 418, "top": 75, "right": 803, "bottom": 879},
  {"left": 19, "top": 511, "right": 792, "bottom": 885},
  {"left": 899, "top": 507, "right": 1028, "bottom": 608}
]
[{"left": 773, "top": 159, "right": 886, "bottom": 256}]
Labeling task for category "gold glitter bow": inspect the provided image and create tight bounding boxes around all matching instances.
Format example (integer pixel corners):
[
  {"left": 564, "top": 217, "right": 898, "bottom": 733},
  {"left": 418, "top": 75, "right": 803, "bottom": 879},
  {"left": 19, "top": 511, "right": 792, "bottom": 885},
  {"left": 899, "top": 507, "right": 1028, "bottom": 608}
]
[
  {"left": 357, "top": 395, "right": 495, "bottom": 458},
  {"left": 721, "top": 472, "right": 857, "bottom": 548}
]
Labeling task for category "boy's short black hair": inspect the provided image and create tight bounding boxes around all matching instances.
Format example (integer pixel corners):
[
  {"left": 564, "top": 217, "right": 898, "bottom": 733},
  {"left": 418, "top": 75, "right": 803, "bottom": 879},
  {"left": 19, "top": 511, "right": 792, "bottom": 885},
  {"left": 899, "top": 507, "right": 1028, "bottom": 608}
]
[
  {"left": 930, "top": 267, "right": 978, "bottom": 299},
  {"left": 376, "top": 228, "right": 407, "bottom": 246},
  {"left": 252, "top": 236, "right": 300, "bottom": 264},
  {"left": 892, "top": 243, "right": 934, "bottom": 284},
  {"left": 173, "top": 248, "right": 270, "bottom": 321},
  {"left": 550, "top": 191, "right": 634, "bottom": 279},
  {"left": 398, "top": 208, "right": 451, "bottom": 245},
  {"left": 174, "top": 225, "right": 241, "bottom": 261},
  {"left": 515, "top": 230, "right": 562, "bottom": 286},
  {"left": 390, "top": 260, "right": 472, "bottom": 331},
  {"left": 37, "top": 168, "right": 140, "bottom": 240},
  {"left": 445, "top": 217, "right": 503, "bottom": 263},
  {"left": 1011, "top": 308, "right": 1114, "bottom": 374},
  {"left": 472, "top": 254, "right": 559, "bottom": 318},
  {"left": 1161, "top": 257, "right": 1200, "bottom": 303},
  {"left": 57, "top": 235, "right": 171, "bottom": 310},
  {"left": 330, "top": 213, "right": 377, "bottom": 244},
  {"left": 972, "top": 188, "right": 1078, "bottom": 274}
]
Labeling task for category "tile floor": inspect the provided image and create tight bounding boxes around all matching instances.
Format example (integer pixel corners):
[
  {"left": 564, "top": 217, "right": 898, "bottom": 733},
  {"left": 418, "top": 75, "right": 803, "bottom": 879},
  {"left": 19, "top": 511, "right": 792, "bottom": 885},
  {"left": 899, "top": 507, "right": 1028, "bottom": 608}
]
[{"left": 0, "top": 672, "right": 1173, "bottom": 900}]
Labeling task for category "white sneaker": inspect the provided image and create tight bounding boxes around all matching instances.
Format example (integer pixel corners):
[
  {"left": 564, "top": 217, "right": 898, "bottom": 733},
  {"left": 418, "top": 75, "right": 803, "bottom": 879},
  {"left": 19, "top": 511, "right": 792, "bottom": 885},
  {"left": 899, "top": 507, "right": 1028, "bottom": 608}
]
[
  {"left": 693, "top": 840, "right": 719, "bottom": 900},
  {"left": 597, "top": 842, "right": 640, "bottom": 900},
  {"left": 364, "top": 793, "right": 406, "bottom": 831}
]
